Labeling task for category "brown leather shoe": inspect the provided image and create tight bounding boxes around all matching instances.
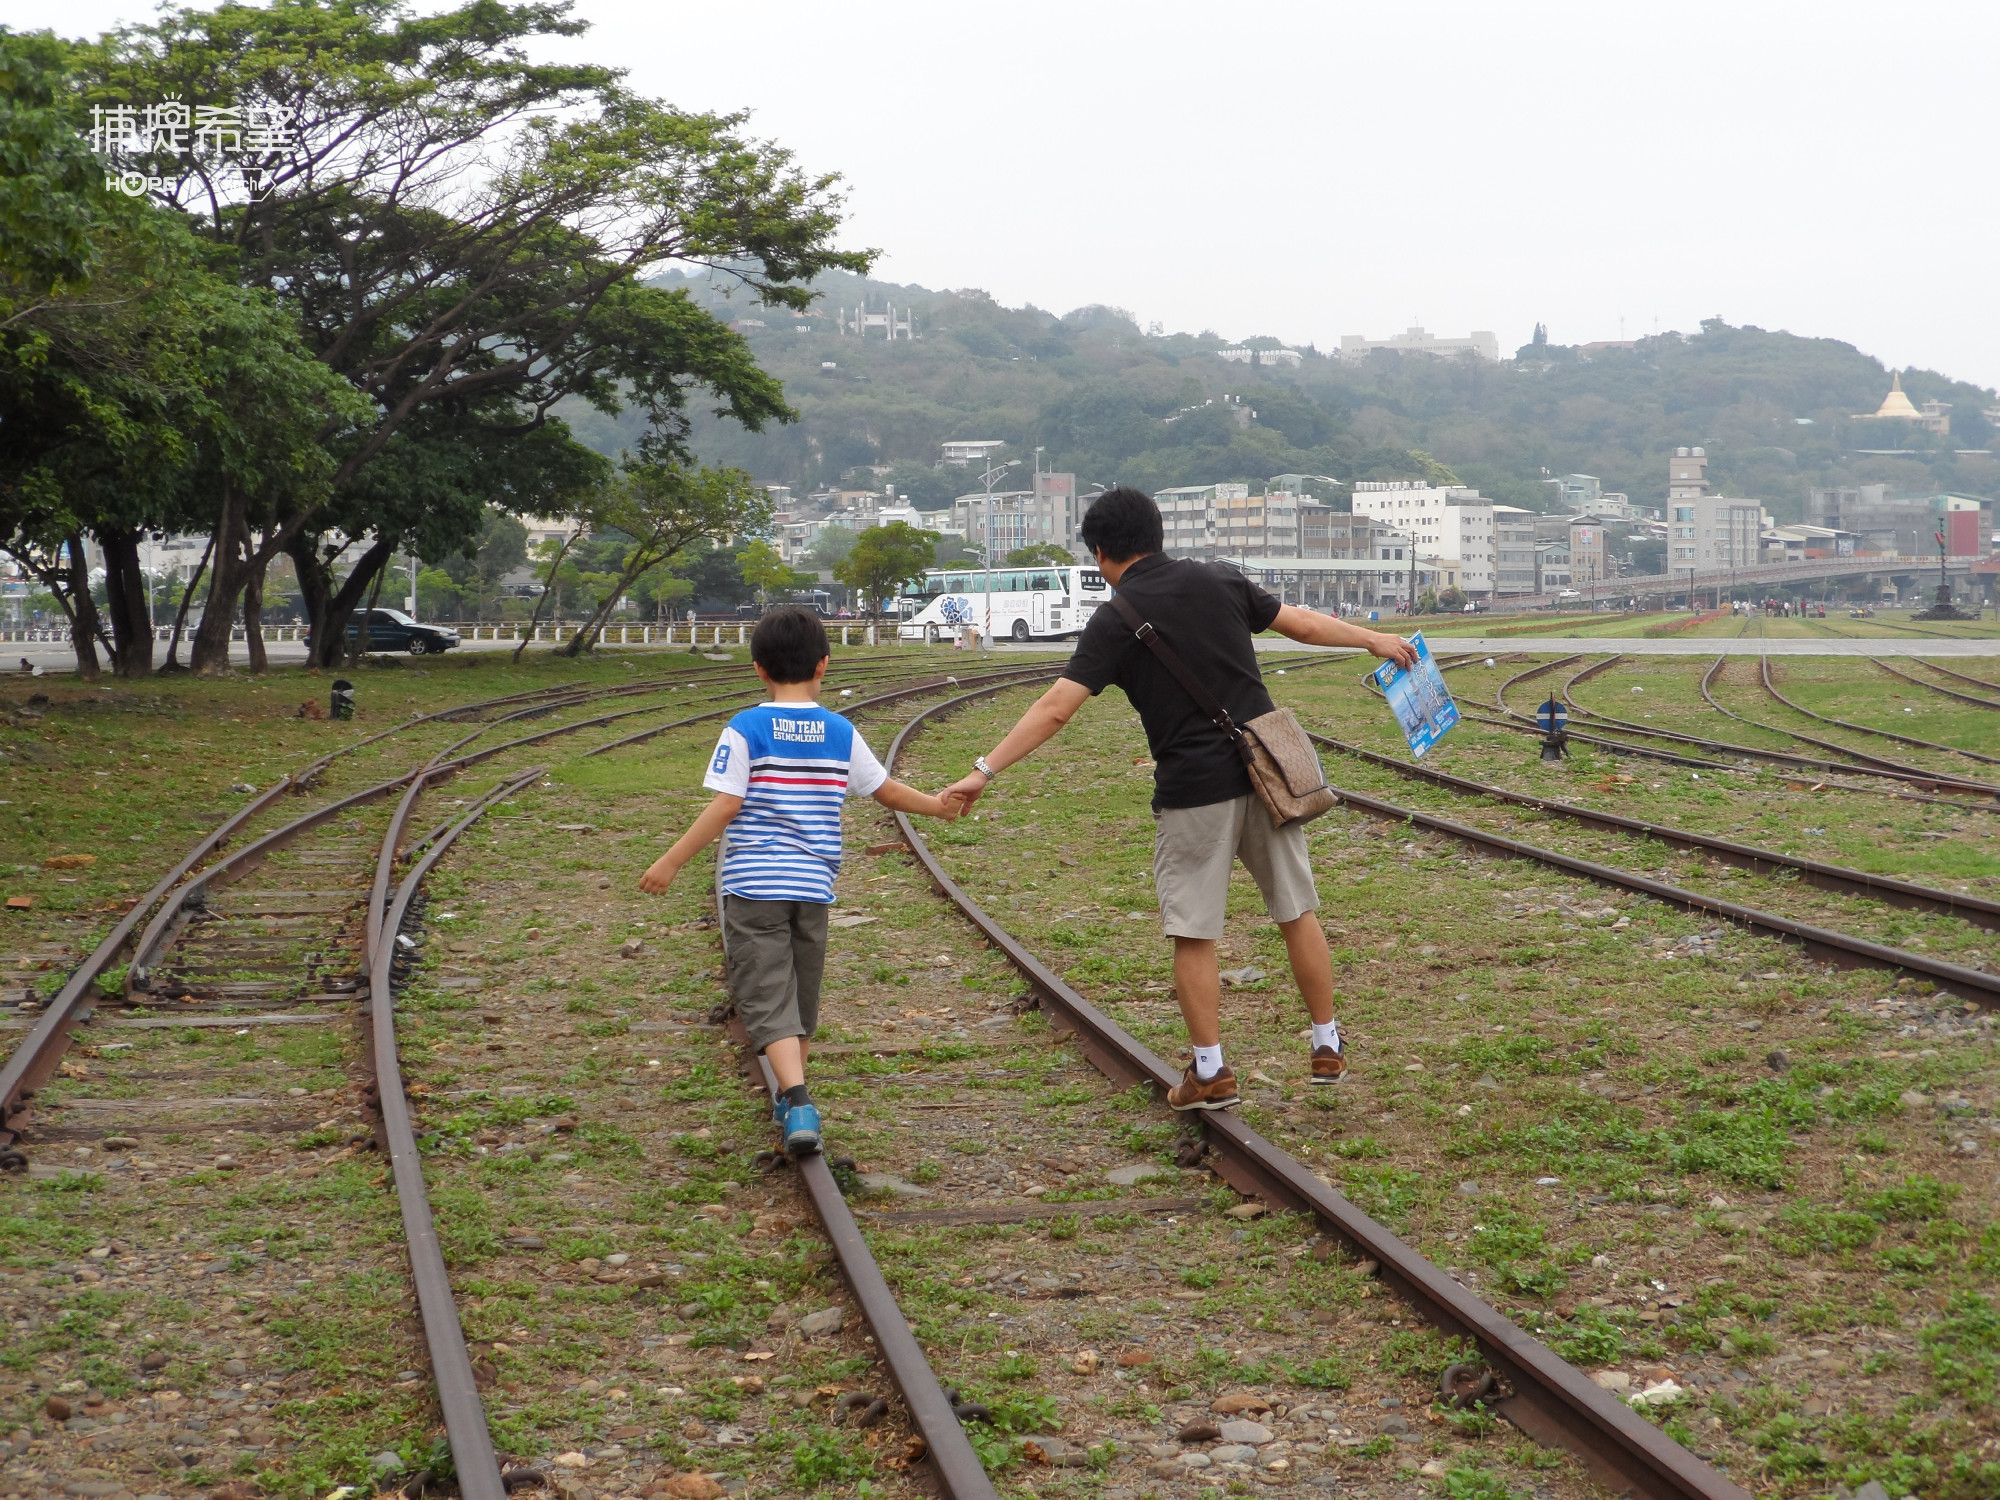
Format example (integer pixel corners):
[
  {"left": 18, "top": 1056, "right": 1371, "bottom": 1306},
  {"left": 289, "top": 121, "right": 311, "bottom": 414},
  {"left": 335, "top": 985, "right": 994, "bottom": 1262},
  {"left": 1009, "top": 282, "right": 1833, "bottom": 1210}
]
[
  {"left": 1167, "top": 1063, "right": 1240, "bottom": 1112},
  {"left": 1310, "top": 1045, "right": 1348, "bottom": 1085}
]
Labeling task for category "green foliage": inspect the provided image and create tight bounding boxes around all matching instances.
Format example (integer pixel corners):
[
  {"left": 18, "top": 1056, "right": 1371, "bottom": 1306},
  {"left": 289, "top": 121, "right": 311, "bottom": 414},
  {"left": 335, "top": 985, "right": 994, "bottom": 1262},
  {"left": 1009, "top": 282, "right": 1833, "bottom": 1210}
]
[
  {"left": 1292, "top": 1354, "right": 1353, "bottom": 1391},
  {"left": 667, "top": 268, "right": 1993, "bottom": 519},
  {"left": 1922, "top": 1294, "right": 2000, "bottom": 1410},
  {"left": 1438, "top": 1465, "right": 1528, "bottom": 1500},
  {"left": 791, "top": 1427, "right": 868, "bottom": 1488},
  {"left": 834, "top": 521, "right": 942, "bottom": 614},
  {"left": 1377, "top": 1328, "right": 1476, "bottom": 1381},
  {"left": 1004, "top": 543, "right": 1075, "bottom": 566}
]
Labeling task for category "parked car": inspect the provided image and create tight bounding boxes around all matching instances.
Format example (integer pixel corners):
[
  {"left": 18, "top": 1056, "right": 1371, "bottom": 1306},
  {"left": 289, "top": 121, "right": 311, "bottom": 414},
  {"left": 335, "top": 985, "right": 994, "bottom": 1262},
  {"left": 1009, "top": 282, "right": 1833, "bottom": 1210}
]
[{"left": 306, "top": 608, "right": 460, "bottom": 655}]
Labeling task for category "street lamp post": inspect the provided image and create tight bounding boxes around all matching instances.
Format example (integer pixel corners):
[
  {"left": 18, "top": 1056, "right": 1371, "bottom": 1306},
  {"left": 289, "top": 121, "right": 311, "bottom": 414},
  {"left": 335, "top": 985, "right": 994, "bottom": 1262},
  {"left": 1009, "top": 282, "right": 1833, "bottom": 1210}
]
[{"left": 979, "top": 453, "right": 1021, "bottom": 645}]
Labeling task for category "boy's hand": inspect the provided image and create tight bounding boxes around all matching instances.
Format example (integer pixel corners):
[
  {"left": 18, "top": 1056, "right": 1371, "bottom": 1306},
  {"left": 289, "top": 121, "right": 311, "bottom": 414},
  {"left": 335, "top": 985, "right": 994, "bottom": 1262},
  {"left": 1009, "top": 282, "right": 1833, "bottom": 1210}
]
[
  {"left": 929, "top": 791, "right": 960, "bottom": 822},
  {"left": 638, "top": 855, "right": 680, "bottom": 895}
]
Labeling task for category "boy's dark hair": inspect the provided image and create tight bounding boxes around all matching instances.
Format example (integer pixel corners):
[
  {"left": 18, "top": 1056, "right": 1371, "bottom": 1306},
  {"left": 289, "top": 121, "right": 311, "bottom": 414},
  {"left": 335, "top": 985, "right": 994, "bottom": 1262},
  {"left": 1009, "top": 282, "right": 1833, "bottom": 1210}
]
[
  {"left": 751, "top": 606, "right": 830, "bottom": 684},
  {"left": 1078, "top": 485, "right": 1164, "bottom": 561}
]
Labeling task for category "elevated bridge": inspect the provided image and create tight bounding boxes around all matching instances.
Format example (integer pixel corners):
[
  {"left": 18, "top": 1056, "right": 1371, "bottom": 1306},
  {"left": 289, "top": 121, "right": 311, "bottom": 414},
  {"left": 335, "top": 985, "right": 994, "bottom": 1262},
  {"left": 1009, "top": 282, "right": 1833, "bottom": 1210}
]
[{"left": 1496, "top": 553, "right": 1987, "bottom": 613}]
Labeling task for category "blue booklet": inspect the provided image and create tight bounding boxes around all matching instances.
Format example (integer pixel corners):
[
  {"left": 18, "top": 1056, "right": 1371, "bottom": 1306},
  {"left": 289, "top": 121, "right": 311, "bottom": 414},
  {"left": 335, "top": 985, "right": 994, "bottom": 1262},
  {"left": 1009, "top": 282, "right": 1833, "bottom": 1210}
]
[{"left": 1372, "top": 631, "right": 1459, "bottom": 758}]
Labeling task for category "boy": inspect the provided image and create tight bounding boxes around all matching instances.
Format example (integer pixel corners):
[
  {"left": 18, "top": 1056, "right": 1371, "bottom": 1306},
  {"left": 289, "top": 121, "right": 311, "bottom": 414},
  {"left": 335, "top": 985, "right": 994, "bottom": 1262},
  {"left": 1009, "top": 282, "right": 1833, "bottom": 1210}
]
[{"left": 638, "top": 607, "right": 955, "bottom": 1157}]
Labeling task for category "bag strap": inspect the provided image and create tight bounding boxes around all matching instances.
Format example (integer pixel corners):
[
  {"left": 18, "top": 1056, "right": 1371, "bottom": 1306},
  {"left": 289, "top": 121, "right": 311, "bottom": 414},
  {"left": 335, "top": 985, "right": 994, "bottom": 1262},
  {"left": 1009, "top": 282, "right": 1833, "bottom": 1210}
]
[{"left": 1106, "top": 590, "right": 1253, "bottom": 762}]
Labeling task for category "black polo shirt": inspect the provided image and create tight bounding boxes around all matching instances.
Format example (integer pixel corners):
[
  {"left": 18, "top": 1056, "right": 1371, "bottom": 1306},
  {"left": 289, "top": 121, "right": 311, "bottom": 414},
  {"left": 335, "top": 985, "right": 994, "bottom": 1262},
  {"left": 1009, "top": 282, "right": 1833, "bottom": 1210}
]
[{"left": 1061, "top": 553, "right": 1282, "bottom": 810}]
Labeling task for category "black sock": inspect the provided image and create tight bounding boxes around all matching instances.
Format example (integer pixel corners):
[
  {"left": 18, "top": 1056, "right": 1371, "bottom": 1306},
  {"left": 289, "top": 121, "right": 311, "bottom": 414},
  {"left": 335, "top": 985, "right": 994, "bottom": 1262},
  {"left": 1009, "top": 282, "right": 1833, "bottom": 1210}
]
[{"left": 782, "top": 1084, "right": 812, "bottom": 1108}]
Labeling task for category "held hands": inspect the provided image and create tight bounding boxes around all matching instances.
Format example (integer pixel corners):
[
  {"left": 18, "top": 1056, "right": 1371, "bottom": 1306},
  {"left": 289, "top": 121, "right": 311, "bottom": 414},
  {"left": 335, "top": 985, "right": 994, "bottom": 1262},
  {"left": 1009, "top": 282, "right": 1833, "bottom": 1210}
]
[
  {"left": 1369, "top": 631, "right": 1420, "bottom": 670},
  {"left": 939, "top": 774, "right": 989, "bottom": 819},
  {"left": 637, "top": 854, "right": 681, "bottom": 895}
]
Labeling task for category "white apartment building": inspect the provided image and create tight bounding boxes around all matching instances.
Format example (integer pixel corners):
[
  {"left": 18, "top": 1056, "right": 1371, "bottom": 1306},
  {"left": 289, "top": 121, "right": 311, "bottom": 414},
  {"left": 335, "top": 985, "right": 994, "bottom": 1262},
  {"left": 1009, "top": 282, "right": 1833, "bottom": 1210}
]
[
  {"left": 1349, "top": 482, "right": 1503, "bottom": 598},
  {"left": 1668, "top": 497, "right": 1766, "bottom": 571}
]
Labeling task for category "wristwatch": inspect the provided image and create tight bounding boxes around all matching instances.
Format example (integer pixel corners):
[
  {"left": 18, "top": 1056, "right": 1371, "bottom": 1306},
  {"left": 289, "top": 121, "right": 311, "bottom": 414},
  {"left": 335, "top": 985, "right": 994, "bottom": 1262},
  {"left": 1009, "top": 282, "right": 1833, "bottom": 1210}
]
[{"left": 973, "top": 755, "right": 999, "bottom": 780}]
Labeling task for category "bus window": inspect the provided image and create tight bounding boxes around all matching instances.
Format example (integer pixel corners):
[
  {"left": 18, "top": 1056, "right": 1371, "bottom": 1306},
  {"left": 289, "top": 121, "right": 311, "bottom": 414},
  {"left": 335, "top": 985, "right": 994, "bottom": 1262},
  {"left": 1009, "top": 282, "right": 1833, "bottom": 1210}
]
[
  {"left": 1028, "top": 571, "right": 1056, "bottom": 592},
  {"left": 1079, "top": 570, "right": 1106, "bottom": 591},
  {"left": 945, "top": 574, "right": 971, "bottom": 592}
]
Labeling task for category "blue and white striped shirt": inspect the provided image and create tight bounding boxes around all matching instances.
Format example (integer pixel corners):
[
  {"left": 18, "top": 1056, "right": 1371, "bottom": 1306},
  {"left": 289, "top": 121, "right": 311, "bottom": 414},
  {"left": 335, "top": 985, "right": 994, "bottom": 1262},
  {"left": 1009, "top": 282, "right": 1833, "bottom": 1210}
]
[{"left": 703, "top": 702, "right": 887, "bottom": 903}]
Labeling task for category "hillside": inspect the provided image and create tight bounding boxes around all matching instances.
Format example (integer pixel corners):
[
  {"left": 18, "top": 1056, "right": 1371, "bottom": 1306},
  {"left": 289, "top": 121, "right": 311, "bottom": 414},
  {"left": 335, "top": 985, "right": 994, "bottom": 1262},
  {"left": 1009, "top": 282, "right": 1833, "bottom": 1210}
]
[{"left": 558, "top": 269, "right": 2000, "bottom": 521}]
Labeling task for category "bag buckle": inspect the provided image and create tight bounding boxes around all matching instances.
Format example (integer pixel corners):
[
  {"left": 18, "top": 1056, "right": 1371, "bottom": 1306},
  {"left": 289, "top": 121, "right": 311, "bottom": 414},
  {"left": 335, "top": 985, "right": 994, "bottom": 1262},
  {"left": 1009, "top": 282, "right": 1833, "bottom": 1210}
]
[{"left": 1133, "top": 621, "right": 1155, "bottom": 641}]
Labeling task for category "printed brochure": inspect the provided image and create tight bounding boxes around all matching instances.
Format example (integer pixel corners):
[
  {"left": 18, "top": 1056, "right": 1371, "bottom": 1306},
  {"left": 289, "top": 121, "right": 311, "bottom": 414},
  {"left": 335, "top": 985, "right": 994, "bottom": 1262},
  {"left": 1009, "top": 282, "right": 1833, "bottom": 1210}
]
[{"left": 1372, "top": 631, "right": 1459, "bottom": 758}]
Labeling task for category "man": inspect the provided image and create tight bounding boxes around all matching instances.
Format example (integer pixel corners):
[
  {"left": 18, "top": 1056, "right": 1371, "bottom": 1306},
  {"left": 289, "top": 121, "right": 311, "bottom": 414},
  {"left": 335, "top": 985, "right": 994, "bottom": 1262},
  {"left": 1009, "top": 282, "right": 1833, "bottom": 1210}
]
[{"left": 941, "top": 486, "right": 1417, "bottom": 1110}]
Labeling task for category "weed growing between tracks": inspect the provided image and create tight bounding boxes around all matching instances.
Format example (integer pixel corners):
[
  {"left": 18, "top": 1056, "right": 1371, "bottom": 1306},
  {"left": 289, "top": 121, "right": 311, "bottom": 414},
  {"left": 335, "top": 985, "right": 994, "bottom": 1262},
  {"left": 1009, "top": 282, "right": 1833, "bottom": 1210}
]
[{"left": 892, "top": 671, "right": 2000, "bottom": 1499}]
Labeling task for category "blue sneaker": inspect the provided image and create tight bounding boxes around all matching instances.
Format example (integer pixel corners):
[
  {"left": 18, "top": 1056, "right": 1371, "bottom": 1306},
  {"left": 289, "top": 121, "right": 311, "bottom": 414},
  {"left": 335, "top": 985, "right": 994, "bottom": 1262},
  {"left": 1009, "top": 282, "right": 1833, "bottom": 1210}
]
[
  {"left": 773, "top": 1094, "right": 787, "bottom": 1128},
  {"left": 781, "top": 1101, "right": 822, "bottom": 1158}
]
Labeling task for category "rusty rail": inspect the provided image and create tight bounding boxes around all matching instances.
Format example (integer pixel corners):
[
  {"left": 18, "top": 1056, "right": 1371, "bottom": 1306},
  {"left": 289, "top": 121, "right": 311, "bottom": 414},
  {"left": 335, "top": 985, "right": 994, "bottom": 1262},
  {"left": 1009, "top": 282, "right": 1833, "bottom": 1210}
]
[
  {"left": 1298, "top": 726, "right": 2000, "bottom": 933},
  {"left": 879, "top": 682, "right": 1753, "bottom": 1500},
  {"left": 1758, "top": 653, "right": 2000, "bottom": 769},
  {"left": 1869, "top": 655, "right": 2000, "bottom": 709},
  {"left": 365, "top": 764, "right": 547, "bottom": 1500}
]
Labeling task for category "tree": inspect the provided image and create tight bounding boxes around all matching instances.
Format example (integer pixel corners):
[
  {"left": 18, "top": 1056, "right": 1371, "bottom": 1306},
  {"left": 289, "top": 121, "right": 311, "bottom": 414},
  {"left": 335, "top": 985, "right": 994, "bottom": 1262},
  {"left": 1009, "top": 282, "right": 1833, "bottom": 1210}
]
[
  {"left": 736, "top": 538, "right": 795, "bottom": 607},
  {"left": 75, "top": 0, "right": 871, "bottom": 667},
  {"left": 1004, "top": 543, "right": 1076, "bottom": 567},
  {"left": 555, "top": 462, "right": 770, "bottom": 656},
  {"left": 802, "top": 527, "right": 857, "bottom": 574},
  {"left": 834, "top": 522, "right": 939, "bottom": 619}
]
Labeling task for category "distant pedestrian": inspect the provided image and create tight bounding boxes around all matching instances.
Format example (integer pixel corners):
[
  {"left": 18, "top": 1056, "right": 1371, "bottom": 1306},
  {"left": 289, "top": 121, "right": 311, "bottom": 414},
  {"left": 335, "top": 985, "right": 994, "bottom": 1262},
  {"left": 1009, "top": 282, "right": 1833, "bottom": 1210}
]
[
  {"left": 940, "top": 487, "right": 1417, "bottom": 1110},
  {"left": 639, "top": 606, "right": 958, "bottom": 1156}
]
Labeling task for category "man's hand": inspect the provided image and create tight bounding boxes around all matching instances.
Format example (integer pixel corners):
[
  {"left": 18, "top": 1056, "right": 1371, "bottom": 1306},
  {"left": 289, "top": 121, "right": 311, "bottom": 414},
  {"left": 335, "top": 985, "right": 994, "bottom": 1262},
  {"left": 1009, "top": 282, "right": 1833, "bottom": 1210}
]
[
  {"left": 941, "top": 774, "right": 989, "bottom": 817},
  {"left": 1368, "top": 631, "right": 1420, "bottom": 670},
  {"left": 637, "top": 855, "right": 680, "bottom": 895}
]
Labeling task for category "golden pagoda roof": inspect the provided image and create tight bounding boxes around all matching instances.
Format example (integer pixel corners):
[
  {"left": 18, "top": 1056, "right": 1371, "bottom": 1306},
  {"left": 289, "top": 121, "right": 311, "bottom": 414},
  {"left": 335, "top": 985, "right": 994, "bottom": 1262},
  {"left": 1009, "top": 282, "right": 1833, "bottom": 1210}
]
[{"left": 1857, "top": 371, "right": 1922, "bottom": 420}]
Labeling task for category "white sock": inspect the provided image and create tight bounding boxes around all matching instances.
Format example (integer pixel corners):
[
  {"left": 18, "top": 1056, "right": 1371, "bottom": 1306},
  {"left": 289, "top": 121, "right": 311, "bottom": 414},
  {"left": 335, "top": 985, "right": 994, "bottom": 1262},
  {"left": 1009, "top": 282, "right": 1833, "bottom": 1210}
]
[
  {"left": 1193, "top": 1044, "right": 1225, "bottom": 1081},
  {"left": 1311, "top": 1020, "right": 1341, "bottom": 1053}
]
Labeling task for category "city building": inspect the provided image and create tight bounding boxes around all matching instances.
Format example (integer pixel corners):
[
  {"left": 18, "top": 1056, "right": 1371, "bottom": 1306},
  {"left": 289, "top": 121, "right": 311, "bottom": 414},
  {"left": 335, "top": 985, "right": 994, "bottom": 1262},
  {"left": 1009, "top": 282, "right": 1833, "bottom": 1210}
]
[
  {"left": 950, "top": 488, "right": 1072, "bottom": 558},
  {"left": 1544, "top": 473, "right": 1601, "bottom": 511},
  {"left": 1851, "top": 373, "right": 1950, "bottom": 437},
  {"left": 1338, "top": 326, "right": 1500, "bottom": 362},
  {"left": 941, "top": 439, "right": 1006, "bottom": 467},
  {"left": 1804, "top": 487, "right": 1994, "bottom": 557},
  {"left": 1156, "top": 484, "right": 1249, "bottom": 558},
  {"left": 1668, "top": 446, "right": 1709, "bottom": 503},
  {"left": 1536, "top": 539, "right": 1572, "bottom": 592},
  {"left": 1761, "top": 525, "right": 1856, "bottom": 563},
  {"left": 1032, "top": 470, "right": 1079, "bottom": 551},
  {"left": 1568, "top": 518, "right": 1614, "bottom": 583},
  {"left": 1494, "top": 507, "right": 1539, "bottom": 596},
  {"left": 1348, "top": 481, "right": 1501, "bottom": 598},
  {"left": 1218, "top": 346, "right": 1304, "bottom": 366},
  {"left": 1667, "top": 497, "right": 1764, "bottom": 570},
  {"left": 837, "top": 301, "right": 916, "bottom": 339}
]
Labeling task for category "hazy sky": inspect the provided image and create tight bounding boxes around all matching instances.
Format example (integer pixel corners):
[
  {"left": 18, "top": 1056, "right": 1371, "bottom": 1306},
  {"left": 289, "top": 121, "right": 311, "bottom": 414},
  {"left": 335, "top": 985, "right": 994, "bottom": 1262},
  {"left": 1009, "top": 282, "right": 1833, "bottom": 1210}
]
[{"left": 24, "top": 0, "right": 2000, "bottom": 390}]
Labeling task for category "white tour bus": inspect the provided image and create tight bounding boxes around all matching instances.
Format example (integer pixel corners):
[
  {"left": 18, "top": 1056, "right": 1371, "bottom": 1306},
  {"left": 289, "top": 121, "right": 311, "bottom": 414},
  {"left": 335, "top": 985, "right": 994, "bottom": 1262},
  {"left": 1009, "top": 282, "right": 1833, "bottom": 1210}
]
[{"left": 896, "top": 565, "right": 1109, "bottom": 643}]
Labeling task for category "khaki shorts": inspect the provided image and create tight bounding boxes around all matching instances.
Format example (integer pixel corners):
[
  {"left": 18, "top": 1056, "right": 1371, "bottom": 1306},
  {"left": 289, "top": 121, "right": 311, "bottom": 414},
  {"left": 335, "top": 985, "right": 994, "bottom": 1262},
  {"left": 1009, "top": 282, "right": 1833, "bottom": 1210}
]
[
  {"left": 721, "top": 895, "right": 828, "bottom": 1051},
  {"left": 1153, "top": 794, "right": 1318, "bottom": 940}
]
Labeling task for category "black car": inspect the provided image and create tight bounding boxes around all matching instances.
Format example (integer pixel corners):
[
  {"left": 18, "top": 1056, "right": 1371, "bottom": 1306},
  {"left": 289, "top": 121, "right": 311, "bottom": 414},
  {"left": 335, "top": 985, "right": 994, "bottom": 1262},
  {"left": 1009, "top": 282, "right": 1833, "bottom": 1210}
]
[{"left": 309, "top": 608, "right": 461, "bottom": 655}]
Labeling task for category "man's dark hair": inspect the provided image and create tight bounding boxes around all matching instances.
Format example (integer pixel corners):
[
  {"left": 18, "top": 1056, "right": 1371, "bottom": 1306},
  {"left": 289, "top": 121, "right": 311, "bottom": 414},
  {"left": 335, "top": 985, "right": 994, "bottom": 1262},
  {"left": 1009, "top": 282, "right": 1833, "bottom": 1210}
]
[
  {"left": 751, "top": 606, "right": 830, "bottom": 684},
  {"left": 1079, "top": 485, "right": 1163, "bottom": 561}
]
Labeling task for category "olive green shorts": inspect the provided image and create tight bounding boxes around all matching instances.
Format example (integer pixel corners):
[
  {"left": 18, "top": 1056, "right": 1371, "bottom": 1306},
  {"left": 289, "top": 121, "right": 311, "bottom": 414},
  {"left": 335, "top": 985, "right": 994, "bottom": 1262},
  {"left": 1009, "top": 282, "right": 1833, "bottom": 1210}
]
[{"left": 721, "top": 895, "right": 828, "bottom": 1051}]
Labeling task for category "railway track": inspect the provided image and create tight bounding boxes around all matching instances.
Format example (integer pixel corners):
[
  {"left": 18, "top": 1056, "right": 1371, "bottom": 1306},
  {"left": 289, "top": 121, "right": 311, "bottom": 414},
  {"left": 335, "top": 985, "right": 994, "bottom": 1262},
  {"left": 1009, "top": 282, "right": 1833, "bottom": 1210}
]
[
  {"left": 0, "top": 648, "right": 1078, "bottom": 1500},
  {"left": 1467, "top": 651, "right": 2000, "bottom": 808},
  {"left": 1749, "top": 651, "right": 2000, "bottom": 770},
  {"left": 1868, "top": 656, "right": 2000, "bottom": 709},
  {"left": 21, "top": 643, "right": 1978, "bottom": 1500},
  {"left": 871, "top": 681, "right": 1752, "bottom": 1500}
]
